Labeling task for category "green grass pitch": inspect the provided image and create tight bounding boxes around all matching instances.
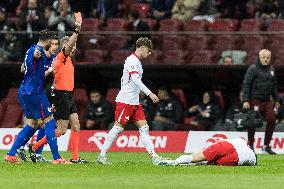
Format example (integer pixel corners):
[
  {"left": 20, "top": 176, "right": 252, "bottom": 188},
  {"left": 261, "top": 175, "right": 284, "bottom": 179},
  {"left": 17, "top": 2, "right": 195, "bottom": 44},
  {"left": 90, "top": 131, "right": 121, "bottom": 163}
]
[{"left": 0, "top": 151, "right": 283, "bottom": 189}]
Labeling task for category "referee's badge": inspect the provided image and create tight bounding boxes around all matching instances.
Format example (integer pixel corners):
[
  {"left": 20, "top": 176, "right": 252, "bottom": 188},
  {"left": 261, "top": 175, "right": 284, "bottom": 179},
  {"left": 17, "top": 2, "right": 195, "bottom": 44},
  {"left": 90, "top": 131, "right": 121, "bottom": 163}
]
[{"left": 271, "top": 70, "right": 274, "bottom": 76}]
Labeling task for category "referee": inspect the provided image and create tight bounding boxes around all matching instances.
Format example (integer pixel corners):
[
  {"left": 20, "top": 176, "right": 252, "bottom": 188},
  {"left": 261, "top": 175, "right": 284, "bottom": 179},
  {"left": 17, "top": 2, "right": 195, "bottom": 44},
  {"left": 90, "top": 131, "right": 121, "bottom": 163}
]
[{"left": 242, "top": 49, "right": 280, "bottom": 154}]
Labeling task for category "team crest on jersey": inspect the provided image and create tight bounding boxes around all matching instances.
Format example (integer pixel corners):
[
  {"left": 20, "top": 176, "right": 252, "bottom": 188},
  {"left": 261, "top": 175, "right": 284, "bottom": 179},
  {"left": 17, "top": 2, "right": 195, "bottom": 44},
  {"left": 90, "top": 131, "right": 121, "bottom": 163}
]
[{"left": 271, "top": 71, "right": 274, "bottom": 76}]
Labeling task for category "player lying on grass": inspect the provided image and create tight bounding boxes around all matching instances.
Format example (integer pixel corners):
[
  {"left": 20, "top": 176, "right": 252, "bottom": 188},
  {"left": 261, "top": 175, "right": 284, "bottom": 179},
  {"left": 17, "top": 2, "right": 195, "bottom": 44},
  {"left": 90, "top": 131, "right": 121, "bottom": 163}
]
[
  {"left": 160, "top": 138, "right": 256, "bottom": 166},
  {"left": 97, "top": 37, "right": 166, "bottom": 165},
  {"left": 28, "top": 12, "right": 88, "bottom": 164}
]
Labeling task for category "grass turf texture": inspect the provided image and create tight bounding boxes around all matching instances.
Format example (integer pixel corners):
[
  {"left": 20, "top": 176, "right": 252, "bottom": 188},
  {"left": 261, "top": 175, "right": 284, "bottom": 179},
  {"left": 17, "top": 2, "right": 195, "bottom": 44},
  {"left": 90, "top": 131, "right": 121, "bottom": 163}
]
[{"left": 0, "top": 151, "right": 283, "bottom": 189}]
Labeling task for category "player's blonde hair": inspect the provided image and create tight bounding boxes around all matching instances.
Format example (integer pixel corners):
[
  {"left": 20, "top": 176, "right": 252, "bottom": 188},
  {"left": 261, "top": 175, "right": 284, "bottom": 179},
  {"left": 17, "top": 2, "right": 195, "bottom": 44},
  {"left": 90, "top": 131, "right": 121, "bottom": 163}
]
[{"left": 136, "top": 37, "right": 153, "bottom": 49}]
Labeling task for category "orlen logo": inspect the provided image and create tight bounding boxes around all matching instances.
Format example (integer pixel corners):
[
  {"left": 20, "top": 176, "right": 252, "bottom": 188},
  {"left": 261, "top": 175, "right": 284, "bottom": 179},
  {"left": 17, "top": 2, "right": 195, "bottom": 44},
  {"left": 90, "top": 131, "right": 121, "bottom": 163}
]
[
  {"left": 88, "top": 132, "right": 167, "bottom": 150},
  {"left": 206, "top": 134, "right": 228, "bottom": 144}
]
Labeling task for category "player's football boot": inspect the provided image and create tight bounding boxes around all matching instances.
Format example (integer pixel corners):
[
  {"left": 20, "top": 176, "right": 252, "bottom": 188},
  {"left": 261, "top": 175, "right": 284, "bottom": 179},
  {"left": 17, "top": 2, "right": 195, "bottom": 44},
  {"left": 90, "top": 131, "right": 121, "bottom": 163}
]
[
  {"left": 4, "top": 155, "right": 20, "bottom": 164},
  {"left": 28, "top": 144, "right": 37, "bottom": 163},
  {"left": 17, "top": 148, "right": 28, "bottom": 162},
  {"left": 70, "top": 157, "right": 89, "bottom": 164},
  {"left": 262, "top": 145, "right": 276, "bottom": 155},
  {"left": 52, "top": 157, "right": 73, "bottom": 164},
  {"left": 97, "top": 155, "right": 112, "bottom": 165},
  {"left": 36, "top": 155, "right": 50, "bottom": 163},
  {"left": 152, "top": 156, "right": 172, "bottom": 166}
]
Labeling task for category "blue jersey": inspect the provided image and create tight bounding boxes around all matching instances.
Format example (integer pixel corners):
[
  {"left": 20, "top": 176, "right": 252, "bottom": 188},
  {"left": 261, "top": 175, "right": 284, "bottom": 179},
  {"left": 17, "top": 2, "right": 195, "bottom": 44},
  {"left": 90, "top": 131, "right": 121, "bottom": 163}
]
[
  {"left": 44, "top": 54, "right": 56, "bottom": 71},
  {"left": 19, "top": 44, "right": 46, "bottom": 95}
]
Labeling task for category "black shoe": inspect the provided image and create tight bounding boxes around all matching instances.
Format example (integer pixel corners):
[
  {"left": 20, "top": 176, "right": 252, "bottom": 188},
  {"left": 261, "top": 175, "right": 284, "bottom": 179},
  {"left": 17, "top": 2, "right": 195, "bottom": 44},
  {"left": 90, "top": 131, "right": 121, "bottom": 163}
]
[
  {"left": 28, "top": 144, "right": 37, "bottom": 163},
  {"left": 17, "top": 148, "right": 28, "bottom": 162},
  {"left": 262, "top": 145, "right": 276, "bottom": 155},
  {"left": 70, "top": 157, "right": 89, "bottom": 164}
]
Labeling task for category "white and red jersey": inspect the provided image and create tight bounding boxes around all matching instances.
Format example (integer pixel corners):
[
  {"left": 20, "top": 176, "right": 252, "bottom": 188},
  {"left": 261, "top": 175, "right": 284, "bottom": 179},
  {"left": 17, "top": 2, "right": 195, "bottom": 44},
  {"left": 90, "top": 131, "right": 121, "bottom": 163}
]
[
  {"left": 225, "top": 138, "right": 256, "bottom": 166},
  {"left": 116, "top": 53, "right": 152, "bottom": 105}
]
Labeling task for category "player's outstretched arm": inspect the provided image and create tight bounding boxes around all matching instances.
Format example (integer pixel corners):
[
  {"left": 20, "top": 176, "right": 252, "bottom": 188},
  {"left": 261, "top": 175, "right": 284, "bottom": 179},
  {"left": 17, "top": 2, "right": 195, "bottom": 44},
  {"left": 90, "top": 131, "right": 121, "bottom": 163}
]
[
  {"left": 64, "top": 12, "right": 82, "bottom": 56},
  {"left": 20, "top": 63, "right": 24, "bottom": 73},
  {"left": 130, "top": 74, "right": 159, "bottom": 103}
]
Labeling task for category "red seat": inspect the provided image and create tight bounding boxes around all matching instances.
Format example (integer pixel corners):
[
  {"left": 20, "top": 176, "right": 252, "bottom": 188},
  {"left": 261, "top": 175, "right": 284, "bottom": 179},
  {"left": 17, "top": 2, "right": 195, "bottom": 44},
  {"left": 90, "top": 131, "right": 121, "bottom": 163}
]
[
  {"left": 73, "top": 88, "right": 88, "bottom": 105},
  {"left": 163, "top": 50, "right": 189, "bottom": 65},
  {"left": 81, "top": 18, "right": 100, "bottom": 31},
  {"left": 106, "top": 35, "right": 131, "bottom": 50},
  {"left": 3, "top": 88, "right": 19, "bottom": 104},
  {"left": 78, "top": 34, "right": 106, "bottom": 49},
  {"left": 244, "top": 50, "right": 259, "bottom": 65},
  {"left": 190, "top": 50, "right": 217, "bottom": 65},
  {"left": 242, "top": 35, "right": 265, "bottom": 52},
  {"left": 73, "top": 88, "right": 88, "bottom": 126},
  {"left": 142, "top": 18, "right": 157, "bottom": 31},
  {"left": 111, "top": 50, "right": 131, "bottom": 64},
  {"left": 214, "top": 90, "right": 225, "bottom": 109},
  {"left": 7, "top": 17, "right": 20, "bottom": 30},
  {"left": 84, "top": 49, "right": 108, "bottom": 64},
  {"left": 267, "top": 19, "right": 284, "bottom": 31},
  {"left": 0, "top": 103, "right": 4, "bottom": 126},
  {"left": 211, "top": 35, "right": 239, "bottom": 54},
  {"left": 106, "top": 18, "right": 129, "bottom": 31},
  {"left": 171, "top": 89, "right": 187, "bottom": 108},
  {"left": 106, "top": 88, "right": 120, "bottom": 106},
  {"left": 1, "top": 104, "right": 22, "bottom": 128},
  {"left": 159, "top": 19, "right": 183, "bottom": 31},
  {"left": 209, "top": 19, "right": 238, "bottom": 31},
  {"left": 144, "top": 50, "right": 163, "bottom": 64},
  {"left": 186, "top": 35, "right": 210, "bottom": 52},
  {"left": 131, "top": 3, "right": 150, "bottom": 18},
  {"left": 184, "top": 20, "right": 208, "bottom": 31},
  {"left": 239, "top": 19, "right": 263, "bottom": 31},
  {"left": 162, "top": 35, "right": 187, "bottom": 50}
]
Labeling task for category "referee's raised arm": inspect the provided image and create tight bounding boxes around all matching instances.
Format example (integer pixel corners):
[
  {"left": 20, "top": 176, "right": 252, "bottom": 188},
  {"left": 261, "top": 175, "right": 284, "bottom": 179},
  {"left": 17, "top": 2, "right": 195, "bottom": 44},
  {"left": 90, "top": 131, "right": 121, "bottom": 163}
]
[{"left": 63, "top": 12, "right": 82, "bottom": 56}]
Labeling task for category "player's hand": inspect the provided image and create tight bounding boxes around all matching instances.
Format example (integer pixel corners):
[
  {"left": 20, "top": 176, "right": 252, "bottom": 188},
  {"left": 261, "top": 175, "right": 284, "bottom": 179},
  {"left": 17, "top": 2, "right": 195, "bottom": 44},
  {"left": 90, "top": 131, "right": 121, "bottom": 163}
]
[
  {"left": 149, "top": 93, "right": 159, "bottom": 103},
  {"left": 243, "top": 102, "right": 250, "bottom": 109},
  {"left": 33, "top": 48, "right": 42, "bottom": 59},
  {"left": 74, "top": 12, "right": 82, "bottom": 32}
]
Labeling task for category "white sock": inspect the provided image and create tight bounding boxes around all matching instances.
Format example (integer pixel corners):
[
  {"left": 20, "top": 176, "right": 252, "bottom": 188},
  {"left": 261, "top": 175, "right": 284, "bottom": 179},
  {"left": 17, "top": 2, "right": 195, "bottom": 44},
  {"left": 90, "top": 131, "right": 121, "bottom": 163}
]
[
  {"left": 139, "top": 125, "right": 158, "bottom": 158},
  {"left": 100, "top": 125, "right": 124, "bottom": 157},
  {"left": 176, "top": 155, "right": 193, "bottom": 164},
  {"left": 36, "top": 154, "right": 41, "bottom": 157}
]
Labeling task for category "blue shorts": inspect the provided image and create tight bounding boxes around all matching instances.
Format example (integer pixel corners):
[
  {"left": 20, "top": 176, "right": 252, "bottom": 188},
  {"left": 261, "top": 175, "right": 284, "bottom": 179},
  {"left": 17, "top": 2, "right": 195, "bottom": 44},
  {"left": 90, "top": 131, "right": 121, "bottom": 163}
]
[{"left": 18, "top": 92, "right": 52, "bottom": 119}]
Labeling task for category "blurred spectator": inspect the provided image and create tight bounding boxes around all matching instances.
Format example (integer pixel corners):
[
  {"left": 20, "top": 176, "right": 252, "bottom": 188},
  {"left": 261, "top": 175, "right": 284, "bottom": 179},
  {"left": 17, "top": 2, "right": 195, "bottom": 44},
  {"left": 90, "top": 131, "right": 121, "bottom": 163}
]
[
  {"left": 1, "top": 0, "right": 21, "bottom": 14},
  {"left": 18, "top": 0, "right": 45, "bottom": 50},
  {"left": 192, "top": 0, "right": 221, "bottom": 22},
  {"left": 43, "top": 6, "right": 53, "bottom": 27},
  {"left": 151, "top": 0, "right": 176, "bottom": 20},
  {"left": 48, "top": 0, "right": 76, "bottom": 32},
  {"left": 278, "top": 0, "right": 284, "bottom": 18},
  {"left": 222, "top": 0, "right": 247, "bottom": 19},
  {"left": 0, "top": 6, "right": 9, "bottom": 35},
  {"left": 68, "top": 0, "right": 92, "bottom": 18},
  {"left": 123, "top": 11, "right": 150, "bottom": 50},
  {"left": 84, "top": 90, "right": 113, "bottom": 130},
  {"left": 139, "top": 92, "right": 154, "bottom": 123},
  {"left": 0, "top": 26, "right": 22, "bottom": 63},
  {"left": 152, "top": 86, "right": 184, "bottom": 131},
  {"left": 171, "top": 0, "right": 201, "bottom": 21},
  {"left": 91, "top": 0, "right": 118, "bottom": 25},
  {"left": 186, "top": 91, "right": 220, "bottom": 131},
  {"left": 224, "top": 91, "right": 244, "bottom": 130},
  {"left": 255, "top": 0, "right": 278, "bottom": 28},
  {"left": 218, "top": 50, "right": 247, "bottom": 65}
]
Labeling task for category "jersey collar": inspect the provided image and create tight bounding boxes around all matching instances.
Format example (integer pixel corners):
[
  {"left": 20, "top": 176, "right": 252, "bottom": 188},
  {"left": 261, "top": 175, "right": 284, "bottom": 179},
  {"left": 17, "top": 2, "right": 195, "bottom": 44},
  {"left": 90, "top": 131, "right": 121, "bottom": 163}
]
[{"left": 132, "top": 53, "right": 141, "bottom": 61}]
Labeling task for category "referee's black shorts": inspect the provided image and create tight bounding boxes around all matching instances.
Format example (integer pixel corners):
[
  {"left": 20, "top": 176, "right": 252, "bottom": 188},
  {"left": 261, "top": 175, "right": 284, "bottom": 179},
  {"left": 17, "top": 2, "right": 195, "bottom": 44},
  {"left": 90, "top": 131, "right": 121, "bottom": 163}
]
[{"left": 51, "top": 89, "right": 77, "bottom": 120}]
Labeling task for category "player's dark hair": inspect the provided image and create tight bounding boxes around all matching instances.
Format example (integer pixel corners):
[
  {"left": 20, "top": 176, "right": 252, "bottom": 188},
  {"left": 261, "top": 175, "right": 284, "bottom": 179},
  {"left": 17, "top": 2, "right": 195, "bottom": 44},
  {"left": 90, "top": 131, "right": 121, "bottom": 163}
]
[
  {"left": 38, "top": 29, "right": 52, "bottom": 41},
  {"left": 50, "top": 32, "right": 58, "bottom": 40},
  {"left": 136, "top": 37, "right": 153, "bottom": 49}
]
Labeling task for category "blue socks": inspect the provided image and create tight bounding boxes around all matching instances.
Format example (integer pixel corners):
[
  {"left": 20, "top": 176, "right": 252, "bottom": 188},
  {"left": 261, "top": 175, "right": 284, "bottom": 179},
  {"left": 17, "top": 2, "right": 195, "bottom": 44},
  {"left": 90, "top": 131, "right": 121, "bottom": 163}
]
[
  {"left": 36, "top": 127, "right": 45, "bottom": 155},
  {"left": 45, "top": 118, "right": 60, "bottom": 160},
  {"left": 8, "top": 125, "right": 37, "bottom": 156}
]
